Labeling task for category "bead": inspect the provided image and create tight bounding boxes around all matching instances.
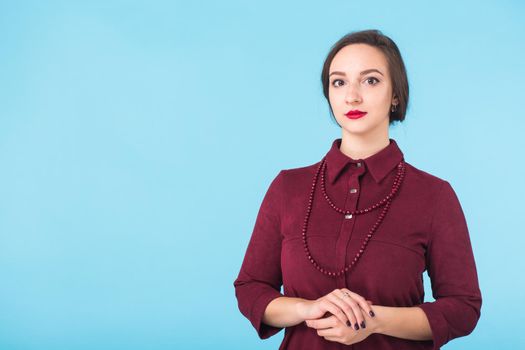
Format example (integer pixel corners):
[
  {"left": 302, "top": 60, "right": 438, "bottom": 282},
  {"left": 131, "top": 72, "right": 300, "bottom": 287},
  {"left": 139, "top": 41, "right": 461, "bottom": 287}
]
[{"left": 302, "top": 157, "right": 405, "bottom": 277}]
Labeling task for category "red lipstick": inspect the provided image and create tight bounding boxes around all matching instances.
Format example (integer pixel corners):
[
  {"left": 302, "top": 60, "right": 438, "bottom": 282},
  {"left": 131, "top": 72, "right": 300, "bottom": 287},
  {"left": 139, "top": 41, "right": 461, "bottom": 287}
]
[{"left": 345, "top": 109, "right": 367, "bottom": 120}]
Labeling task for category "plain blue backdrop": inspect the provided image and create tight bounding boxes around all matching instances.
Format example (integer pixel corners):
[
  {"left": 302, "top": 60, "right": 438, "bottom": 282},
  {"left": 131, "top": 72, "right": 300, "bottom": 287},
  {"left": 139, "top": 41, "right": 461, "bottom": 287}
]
[{"left": 0, "top": 0, "right": 524, "bottom": 349}]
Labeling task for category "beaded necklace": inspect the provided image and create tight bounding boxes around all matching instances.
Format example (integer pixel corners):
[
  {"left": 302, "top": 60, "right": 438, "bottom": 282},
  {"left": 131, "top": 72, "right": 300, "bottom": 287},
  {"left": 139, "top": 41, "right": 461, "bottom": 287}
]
[{"left": 301, "top": 157, "right": 406, "bottom": 277}]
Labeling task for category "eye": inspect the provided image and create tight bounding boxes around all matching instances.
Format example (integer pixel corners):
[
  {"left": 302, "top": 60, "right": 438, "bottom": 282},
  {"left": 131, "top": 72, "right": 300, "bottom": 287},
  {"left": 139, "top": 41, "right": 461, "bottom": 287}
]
[
  {"left": 365, "top": 77, "right": 380, "bottom": 85},
  {"left": 331, "top": 79, "right": 344, "bottom": 87}
]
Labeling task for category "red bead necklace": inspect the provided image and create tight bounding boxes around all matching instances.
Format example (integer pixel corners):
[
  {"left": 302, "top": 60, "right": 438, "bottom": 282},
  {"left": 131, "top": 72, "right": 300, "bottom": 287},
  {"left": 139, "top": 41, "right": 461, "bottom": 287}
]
[{"left": 301, "top": 157, "right": 406, "bottom": 277}]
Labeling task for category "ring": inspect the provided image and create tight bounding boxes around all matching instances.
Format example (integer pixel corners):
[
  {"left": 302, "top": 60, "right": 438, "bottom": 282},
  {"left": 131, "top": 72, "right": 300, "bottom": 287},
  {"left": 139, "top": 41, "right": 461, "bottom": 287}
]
[{"left": 342, "top": 291, "right": 350, "bottom": 298}]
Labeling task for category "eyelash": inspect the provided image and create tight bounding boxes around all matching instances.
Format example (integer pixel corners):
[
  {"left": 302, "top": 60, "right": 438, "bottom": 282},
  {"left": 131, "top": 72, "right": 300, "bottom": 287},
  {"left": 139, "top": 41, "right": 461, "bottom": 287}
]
[{"left": 331, "top": 77, "right": 380, "bottom": 87}]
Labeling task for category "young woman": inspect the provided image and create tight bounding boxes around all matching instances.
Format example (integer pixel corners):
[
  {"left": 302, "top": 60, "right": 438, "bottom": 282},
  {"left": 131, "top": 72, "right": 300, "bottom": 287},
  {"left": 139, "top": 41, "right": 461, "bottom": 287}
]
[{"left": 233, "top": 29, "right": 482, "bottom": 349}]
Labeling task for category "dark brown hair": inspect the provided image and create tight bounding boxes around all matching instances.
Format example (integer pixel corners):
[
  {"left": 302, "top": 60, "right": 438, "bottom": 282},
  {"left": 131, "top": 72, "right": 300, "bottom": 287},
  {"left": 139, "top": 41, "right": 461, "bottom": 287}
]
[{"left": 321, "top": 29, "right": 409, "bottom": 125}]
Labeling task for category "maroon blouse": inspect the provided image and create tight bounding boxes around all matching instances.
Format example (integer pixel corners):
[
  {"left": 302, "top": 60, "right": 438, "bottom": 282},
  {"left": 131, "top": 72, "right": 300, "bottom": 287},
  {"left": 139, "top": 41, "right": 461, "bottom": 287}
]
[{"left": 233, "top": 138, "right": 482, "bottom": 350}]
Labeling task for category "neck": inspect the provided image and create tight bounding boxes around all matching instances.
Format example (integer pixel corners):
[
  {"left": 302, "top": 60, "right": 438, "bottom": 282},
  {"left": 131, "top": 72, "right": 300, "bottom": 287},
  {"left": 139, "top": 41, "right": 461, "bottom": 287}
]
[{"left": 339, "top": 126, "right": 390, "bottom": 160}]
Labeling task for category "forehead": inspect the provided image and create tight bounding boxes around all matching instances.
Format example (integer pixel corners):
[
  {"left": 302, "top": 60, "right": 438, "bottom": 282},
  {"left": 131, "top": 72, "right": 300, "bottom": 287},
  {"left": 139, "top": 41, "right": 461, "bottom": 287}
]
[{"left": 329, "top": 44, "right": 389, "bottom": 74}]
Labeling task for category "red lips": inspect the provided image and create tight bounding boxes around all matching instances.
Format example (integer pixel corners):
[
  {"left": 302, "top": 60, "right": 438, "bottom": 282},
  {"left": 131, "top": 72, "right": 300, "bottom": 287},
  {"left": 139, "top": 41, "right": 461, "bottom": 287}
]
[{"left": 345, "top": 109, "right": 367, "bottom": 120}]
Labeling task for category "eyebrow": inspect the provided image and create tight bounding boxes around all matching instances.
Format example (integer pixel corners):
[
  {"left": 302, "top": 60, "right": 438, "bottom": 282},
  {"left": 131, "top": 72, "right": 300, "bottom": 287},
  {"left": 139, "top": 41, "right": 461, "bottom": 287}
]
[{"left": 329, "top": 69, "right": 384, "bottom": 77}]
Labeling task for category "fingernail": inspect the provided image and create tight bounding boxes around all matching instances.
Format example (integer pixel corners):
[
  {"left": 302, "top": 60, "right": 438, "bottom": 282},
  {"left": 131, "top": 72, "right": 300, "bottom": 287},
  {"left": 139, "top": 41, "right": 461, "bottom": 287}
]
[
  {"left": 360, "top": 321, "right": 366, "bottom": 329},
  {"left": 346, "top": 320, "right": 351, "bottom": 327},
  {"left": 369, "top": 310, "right": 375, "bottom": 317},
  {"left": 354, "top": 323, "right": 359, "bottom": 330}
]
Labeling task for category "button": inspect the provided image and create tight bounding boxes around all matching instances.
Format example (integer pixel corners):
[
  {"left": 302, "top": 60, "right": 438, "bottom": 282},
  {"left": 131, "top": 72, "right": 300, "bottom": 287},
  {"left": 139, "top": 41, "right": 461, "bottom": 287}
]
[
  {"left": 345, "top": 214, "right": 353, "bottom": 219},
  {"left": 356, "top": 162, "right": 362, "bottom": 167},
  {"left": 350, "top": 188, "right": 358, "bottom": 193}
]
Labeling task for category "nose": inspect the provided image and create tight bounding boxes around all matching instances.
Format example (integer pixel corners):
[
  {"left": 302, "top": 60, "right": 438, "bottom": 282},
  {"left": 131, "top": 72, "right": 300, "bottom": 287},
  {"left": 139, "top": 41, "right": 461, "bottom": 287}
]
[{"left": 344, "top": 82, "right": 362, "bottom": 104}]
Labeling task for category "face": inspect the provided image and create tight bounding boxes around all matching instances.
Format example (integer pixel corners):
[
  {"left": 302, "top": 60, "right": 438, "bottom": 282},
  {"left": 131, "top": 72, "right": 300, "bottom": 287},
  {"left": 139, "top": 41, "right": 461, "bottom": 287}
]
[{"left": 328, "top": 43, "right": 398, "bottom": 137}]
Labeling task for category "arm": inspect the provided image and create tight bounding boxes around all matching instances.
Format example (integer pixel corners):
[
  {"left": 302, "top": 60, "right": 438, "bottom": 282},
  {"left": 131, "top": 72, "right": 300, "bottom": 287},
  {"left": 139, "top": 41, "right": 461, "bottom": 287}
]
[
  {"left": 303, "top": 181, "right": 481, "bottom": 347},
  {"left": 372, "top": 305, "right": 432, "bottom": 341},
  {"left": 415, "top": 181, "right": 482, "bottom": 349},
  {"left": 362, "top": 182, "right": 481, "bottom": 345},
  {"left": 264, "top": 295, "right": 374, "bottom": 328},
  {"left": 262, "top": 297, "right": 310, "bottom": 327},
  {"left": 233, "top": 170, "right": 286, "bottom": 339}
]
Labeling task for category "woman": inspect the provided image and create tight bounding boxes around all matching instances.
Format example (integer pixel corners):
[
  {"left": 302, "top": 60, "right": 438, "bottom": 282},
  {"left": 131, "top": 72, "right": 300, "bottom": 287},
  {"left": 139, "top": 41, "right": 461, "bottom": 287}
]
[{"left": 233, "top": 29, "right": 482, "bottom": 349}]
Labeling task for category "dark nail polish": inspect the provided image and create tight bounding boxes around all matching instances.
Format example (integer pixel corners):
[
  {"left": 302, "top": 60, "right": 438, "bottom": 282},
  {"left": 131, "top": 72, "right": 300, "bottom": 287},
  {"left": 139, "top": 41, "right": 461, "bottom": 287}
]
[
  {"left": 369, "top": 310, "right": 375, "bottom": 317},
  {"left": 346, "top": 320, "right": 351, "bottom": 327},
  {"left": 354, "top": 323, "right": 359, "bottom": 330},
  {"left": 360, "top": 321, "right": 366, "bottom": 329}
]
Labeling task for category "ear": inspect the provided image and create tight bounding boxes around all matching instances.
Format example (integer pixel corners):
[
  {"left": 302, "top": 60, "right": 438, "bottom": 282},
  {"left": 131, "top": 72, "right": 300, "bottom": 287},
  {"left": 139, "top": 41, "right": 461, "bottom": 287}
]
[{"left": 392, "top": 94, "right": 399, "bottom": 106}]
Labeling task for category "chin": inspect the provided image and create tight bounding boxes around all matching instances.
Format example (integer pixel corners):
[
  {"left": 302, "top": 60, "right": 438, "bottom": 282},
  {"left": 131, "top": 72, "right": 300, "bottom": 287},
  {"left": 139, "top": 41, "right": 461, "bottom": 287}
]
[
  {"left": 342, "top": 127, "right": 374, "bottom": 136},
  {"left": 339, "top": 115, "right": 387, "bottom": 134},
  {"left": 343, "top": 124, "right": 386, "bottom": 138},
  {"left": 338, "top": 119, "right": 374, "bottom": 134}
]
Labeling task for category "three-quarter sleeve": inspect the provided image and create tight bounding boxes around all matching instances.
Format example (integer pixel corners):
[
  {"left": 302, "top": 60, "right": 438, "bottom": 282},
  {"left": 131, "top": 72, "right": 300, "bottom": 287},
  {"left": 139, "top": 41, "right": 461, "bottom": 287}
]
[
  {"left": 417, "top": 180, "right": 482, "bottom": 350},
  {"left": 233, "top": 170, "right": 285, "bottom": 339}
]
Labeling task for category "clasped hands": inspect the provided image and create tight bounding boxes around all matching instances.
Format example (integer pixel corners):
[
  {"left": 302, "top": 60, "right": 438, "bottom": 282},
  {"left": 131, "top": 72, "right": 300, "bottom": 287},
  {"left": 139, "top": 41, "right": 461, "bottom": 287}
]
[{"left": 297, "top": 288, "right": 378, "bottom": 346}]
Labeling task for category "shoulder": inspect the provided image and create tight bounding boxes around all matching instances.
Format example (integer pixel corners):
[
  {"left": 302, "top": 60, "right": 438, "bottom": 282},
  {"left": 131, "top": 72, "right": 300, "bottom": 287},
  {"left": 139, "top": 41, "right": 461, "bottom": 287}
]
[
  {"left": 270, "top": 161, "right": 320, "bottom": 195},
  {"left": 403, "top": 161, "right": 456, "bottom": 201},
  {"left": 404, "top": 161, "right": 448, "bottom": 185},
  {"left": 280, "top": 161, "right": 321, "bottom": 181}
]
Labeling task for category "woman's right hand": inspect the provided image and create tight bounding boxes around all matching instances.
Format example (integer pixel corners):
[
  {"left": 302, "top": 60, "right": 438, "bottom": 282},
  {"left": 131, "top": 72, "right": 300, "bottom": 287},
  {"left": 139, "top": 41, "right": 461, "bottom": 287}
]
[{"left": 296, "top": 289, "right": 374, "bottom": 330}]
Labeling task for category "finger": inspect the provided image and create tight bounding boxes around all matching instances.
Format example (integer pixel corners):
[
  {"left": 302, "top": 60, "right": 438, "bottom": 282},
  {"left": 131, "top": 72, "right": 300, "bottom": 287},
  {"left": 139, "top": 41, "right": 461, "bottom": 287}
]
[
  {"left": 333, "top": 290, "right": 362, "bottom": 329},
  {"left": 320, "top": 299, "right": 350, "bottom": 327},
  {"left": 327, "top": 293, "right": 357, "bottom": 328},
  {"left": 343, "top": 289, "right": 375, "bottom": 320},
  {"left": 316, "top": 326, "right": 339, "bottom": 337},
  {"left": 305, "top": 315, "right": 338, "bottom": 330},
  {"left": 366, "top": 300, "right": 376, "bottom": 316}
]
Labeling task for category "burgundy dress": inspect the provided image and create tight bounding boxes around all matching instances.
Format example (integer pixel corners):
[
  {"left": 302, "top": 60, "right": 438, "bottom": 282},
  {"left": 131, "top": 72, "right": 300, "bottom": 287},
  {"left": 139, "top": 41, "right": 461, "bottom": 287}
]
[{"left": 233, "top": 138, "right": 482, "bottom": 349}]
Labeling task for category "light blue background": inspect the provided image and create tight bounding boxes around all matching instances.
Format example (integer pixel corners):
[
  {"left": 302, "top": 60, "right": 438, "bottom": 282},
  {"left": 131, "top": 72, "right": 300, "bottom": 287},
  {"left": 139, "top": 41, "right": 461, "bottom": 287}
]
[{"left": 1, "top": 0, "right": 523, "bottom": 349}]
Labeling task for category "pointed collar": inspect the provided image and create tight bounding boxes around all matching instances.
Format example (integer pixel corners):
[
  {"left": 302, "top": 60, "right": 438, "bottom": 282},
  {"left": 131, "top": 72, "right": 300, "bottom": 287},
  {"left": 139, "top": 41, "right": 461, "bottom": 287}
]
[{"left": 325, "top": 138, "right": 404, "bottom": 184}]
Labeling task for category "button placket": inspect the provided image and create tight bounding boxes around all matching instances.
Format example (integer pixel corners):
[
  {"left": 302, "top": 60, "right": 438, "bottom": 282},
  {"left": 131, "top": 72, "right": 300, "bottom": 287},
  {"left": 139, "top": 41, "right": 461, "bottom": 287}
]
[{"left": 335, "top": 163, "right": 365, "bottom": 285}]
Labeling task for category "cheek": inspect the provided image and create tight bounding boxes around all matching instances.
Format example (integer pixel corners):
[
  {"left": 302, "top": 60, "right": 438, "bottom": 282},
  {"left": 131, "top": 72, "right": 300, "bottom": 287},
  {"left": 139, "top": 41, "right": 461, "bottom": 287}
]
[
  {"left": 328, "top": 95, "right": 336, "bottom": 108},
  {"left": 328, "top": 89, "right": 344, "bottom": 104},
  {"left": 368, "top": 92, "right": 392, "bottom": 110}
]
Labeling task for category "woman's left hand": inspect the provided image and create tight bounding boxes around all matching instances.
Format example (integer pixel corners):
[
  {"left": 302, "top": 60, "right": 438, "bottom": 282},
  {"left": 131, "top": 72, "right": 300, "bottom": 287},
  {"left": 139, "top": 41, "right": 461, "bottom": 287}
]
[{"left": 305, "top": 311, "right": 378, "bottom": 346}]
